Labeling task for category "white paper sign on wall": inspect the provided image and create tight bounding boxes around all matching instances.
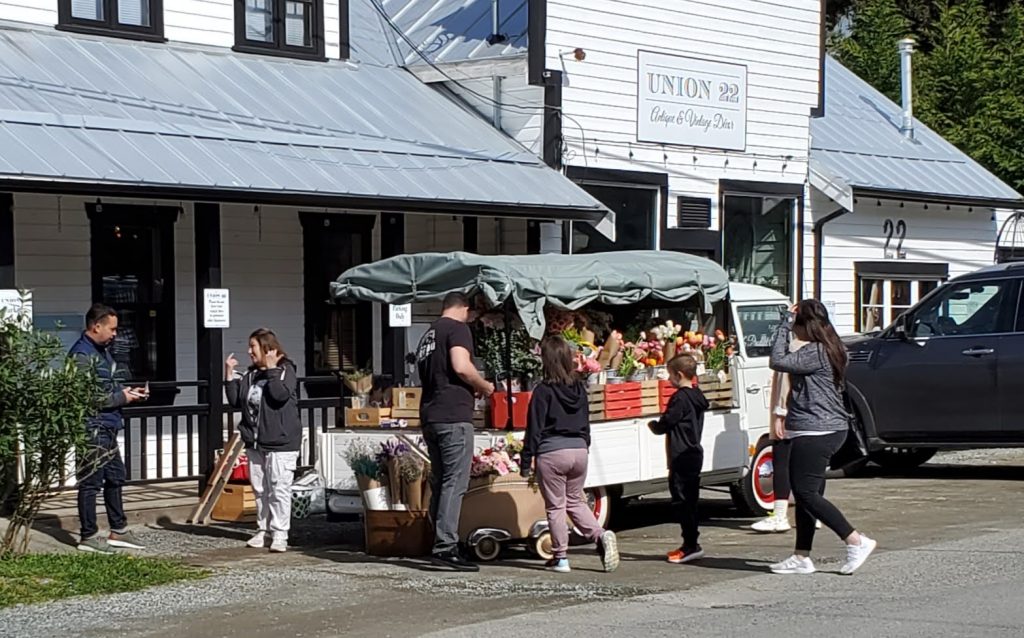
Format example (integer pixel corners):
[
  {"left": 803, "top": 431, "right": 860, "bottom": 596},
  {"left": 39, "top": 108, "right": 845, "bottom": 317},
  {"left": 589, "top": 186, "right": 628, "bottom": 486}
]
[
  {"left": 203, "top": 288, "right": 230, "bottom": 329},
  {"left": 636, "top": 50, "right": 748, "bottom": 151},
  {"left": 824, "top": 300, "right": 837, "bottom": 318},
  {"left": 389, "top": 304, "right": 412, "bottom": 328},
  {"left": 0, "top": 289, "right": 32, "bottom": 327}
]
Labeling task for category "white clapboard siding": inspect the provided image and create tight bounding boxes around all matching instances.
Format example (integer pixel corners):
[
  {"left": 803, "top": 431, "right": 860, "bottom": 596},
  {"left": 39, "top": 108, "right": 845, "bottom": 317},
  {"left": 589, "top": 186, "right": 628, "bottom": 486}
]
[
  {"left": 442, "top": 73, "right": 543, "bottom": 155},
  {"left": 804, "top": 192, "right": 1000, "bottom": 335},
  {"left": 546, "top": 0, "right": 820, "bottom": 219},
  {"left": 0, "top": 0, "right": 57, "bottom": 25}
]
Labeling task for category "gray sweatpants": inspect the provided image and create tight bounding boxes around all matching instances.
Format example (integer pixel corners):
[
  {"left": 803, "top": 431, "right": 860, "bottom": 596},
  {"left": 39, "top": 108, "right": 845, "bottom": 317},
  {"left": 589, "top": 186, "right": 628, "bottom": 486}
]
[{"left": 423, "top": 422, "right": 474, "bottom": 555}]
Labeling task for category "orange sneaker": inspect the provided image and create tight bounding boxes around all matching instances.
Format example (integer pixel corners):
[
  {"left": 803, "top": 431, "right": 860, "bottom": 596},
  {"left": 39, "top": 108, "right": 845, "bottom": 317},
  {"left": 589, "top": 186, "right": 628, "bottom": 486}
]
[{"left": 666, "top": 546, "right": 705, "bottom": 564}]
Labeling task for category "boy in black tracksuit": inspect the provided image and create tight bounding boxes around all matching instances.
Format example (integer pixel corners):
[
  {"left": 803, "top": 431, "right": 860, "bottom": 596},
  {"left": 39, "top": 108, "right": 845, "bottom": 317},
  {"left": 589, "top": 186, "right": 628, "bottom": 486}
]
[{"left": 649, "top": 354, "right": 709, "bottom": 564}]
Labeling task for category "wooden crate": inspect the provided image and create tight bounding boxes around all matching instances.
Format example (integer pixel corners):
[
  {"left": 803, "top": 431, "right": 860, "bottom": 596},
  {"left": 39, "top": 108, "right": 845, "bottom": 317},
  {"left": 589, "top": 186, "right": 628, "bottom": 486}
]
[
  {"left": 364, "top": 509, "right": 433, "bottom": 557},
  {"left": 345, "top": 407, "right": 391, "bottom": 427},
  {"left": 391, "top": 387, "right": 422, "bottom": 410},
  {"left": 211, "top": 484, "right": 256, "bottom": 522},
  {"left": 640, "top": 381, "right": 661, "bottom": 416},
  {"left": 603, "top": 382, "right": 642, "bottom": 420},
  {"left": 699, "top": 372, "right": 734, "bottom": 408},
  {"left": 587, "top": 384, "right": 606, "bottom": 420}
]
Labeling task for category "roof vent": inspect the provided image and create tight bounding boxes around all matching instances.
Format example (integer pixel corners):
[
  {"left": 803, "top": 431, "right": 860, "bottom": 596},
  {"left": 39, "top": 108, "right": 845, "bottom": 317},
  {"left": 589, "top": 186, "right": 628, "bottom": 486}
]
[
  {"left": 677, "top": 197, "right": 713, "bottom": 229},
  {"left": 899, "top": 38, "right": 915, "bottom": 141}
]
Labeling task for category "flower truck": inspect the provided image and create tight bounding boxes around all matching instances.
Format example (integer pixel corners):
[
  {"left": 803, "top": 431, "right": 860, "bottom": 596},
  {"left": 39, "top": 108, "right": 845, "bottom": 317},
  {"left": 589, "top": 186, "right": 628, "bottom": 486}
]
[{"left": 318, "top": 250, "right": 792, "bottom": 534}]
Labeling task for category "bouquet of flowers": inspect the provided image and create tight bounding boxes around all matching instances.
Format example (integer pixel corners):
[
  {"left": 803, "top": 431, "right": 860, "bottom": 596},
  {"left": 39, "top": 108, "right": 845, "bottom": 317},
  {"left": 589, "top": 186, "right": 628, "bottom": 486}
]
[{"left": 470, "top": 436, "right": 522, "bottom": 478}]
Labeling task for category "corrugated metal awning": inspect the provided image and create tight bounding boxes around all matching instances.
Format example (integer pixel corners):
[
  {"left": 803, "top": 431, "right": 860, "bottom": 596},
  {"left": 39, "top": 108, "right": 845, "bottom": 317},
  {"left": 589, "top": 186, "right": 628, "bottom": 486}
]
[
  {"left": 0, "top": 21, "right": 612, "bottom": 230},
  {"left": 811, "top": 57, "right": 1024, "bottom": 210}
]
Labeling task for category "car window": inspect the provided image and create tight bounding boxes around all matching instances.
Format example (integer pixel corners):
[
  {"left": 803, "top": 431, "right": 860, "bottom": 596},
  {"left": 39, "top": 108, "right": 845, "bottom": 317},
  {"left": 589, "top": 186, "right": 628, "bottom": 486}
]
[
  {"left": 909, "top": 280, "right": 1016, "bottom": 338},
  {"left": 736, "top": 304, "right": 788, "bottom": 357}
]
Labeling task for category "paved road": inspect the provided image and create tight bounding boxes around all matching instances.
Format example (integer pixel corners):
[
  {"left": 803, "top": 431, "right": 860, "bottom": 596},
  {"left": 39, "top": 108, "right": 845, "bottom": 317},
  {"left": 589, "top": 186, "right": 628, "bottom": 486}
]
[{"left": 4, "top": 452, "right": 1024, "bottom": 637}]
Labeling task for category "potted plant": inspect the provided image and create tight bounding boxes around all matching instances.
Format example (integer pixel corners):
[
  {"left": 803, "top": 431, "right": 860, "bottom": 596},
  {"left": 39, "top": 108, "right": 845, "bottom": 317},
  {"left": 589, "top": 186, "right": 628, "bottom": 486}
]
[
  {"left": 342, "top": 367, "right": 373, "bottom": 403},
  {"left": 342, "top": 439, "right": 388, "bottom": 510}
]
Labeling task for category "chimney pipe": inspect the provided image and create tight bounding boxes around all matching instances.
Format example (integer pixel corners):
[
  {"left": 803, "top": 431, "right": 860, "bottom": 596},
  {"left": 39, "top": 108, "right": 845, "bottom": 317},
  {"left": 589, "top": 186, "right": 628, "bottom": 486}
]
[
  {"left": 899, "top": 38, "right": 915, "bottom": 140},
  {"left": 486, "top": 0, "right": 508, "bottom": 45}
]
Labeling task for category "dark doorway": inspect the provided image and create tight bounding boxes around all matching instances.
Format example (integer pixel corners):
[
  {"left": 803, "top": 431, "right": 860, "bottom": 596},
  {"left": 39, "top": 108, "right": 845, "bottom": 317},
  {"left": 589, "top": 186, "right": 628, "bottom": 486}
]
[
  {"left": 88, "top": 204, "right": 178, "bottom": 396},
  {"left": 300, "top": 213, "right": 374, "bottom": 394}
]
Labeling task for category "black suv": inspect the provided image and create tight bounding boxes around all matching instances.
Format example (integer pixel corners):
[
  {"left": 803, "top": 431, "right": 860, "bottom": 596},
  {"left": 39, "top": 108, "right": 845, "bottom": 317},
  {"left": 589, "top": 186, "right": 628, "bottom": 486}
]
[{"left": 842, "top": 262, "right": 1024, "bottom": 471}]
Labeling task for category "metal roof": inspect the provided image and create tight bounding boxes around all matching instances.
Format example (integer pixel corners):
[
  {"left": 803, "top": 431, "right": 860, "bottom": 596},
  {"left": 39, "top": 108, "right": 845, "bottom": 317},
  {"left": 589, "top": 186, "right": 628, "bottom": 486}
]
[
  {"left": 0, "top": 19, "right": 611, "bottom": 223},
  {"left": 811, "top": 56, "right": 1023, "bottom": 209},
  {"left": 381, "top": 0, "right": 527, "bottom": 66}
]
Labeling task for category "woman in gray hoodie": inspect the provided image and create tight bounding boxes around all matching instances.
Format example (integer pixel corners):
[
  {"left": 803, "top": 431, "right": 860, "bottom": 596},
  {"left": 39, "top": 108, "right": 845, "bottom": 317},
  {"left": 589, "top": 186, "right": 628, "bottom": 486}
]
[
  {"left": 225, "top": 328, "right": 302, "bottom": 553},
  {"left": 768, "top": 300, "right": 876, "bottom": 576}
]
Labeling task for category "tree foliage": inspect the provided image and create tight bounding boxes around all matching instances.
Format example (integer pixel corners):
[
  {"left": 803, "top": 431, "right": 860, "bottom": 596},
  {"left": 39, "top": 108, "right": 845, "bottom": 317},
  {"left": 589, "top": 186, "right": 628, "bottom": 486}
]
[
  {"left": 833, "top": 0, "right": 1024, "bottom": 191},
  {"left": 0, "top": 302, "right": 103, "bottom": 555}
]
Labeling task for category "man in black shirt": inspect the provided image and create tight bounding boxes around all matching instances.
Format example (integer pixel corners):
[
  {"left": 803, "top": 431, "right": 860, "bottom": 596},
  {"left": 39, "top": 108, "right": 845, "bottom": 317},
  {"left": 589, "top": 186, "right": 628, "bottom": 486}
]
[{"left": 417, "top": 292, "right": 494, "bottom": 571}]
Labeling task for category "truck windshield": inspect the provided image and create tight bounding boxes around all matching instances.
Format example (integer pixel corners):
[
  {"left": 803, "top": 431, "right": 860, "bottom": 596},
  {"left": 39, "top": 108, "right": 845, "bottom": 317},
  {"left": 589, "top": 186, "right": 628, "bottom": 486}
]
[{"left": 737, "top": 304, "right": 788, "bottom": 358}]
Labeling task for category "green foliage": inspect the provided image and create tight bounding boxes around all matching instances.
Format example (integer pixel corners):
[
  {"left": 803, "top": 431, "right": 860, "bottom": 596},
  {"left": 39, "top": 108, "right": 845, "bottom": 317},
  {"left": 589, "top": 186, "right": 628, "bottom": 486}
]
[
  {"left": 0, "top": 553, "right": 208, "bottom": 607},
  {"left": 0, "top": 301, "right": 104, "bottom": 555},
  {"left": 834, "top": 0, "right": 1024, "bottom": 192},
  {"left": 475, "top": 325, "right": 542, "bottom": 383}
]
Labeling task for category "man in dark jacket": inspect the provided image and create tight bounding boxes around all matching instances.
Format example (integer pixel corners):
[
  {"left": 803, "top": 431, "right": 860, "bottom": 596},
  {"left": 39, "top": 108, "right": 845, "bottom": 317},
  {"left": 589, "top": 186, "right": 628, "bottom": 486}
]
[
  {"left": 70, "top": 304, "right": 147, "bottom": 553},
  {"left": 649, "top": 354, "right": 709, "bottom": 564}
]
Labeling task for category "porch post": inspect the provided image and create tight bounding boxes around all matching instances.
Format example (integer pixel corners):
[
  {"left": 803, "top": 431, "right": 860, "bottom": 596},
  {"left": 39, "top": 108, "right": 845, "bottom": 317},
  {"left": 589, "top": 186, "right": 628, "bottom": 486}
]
[
  {"left": 0, "top": 193, "right": 13, "bottom": 288},
  {"left": 194, "top": 202, "right": 224, "bottom": 493},
  {"left": 381, "top": 213, "right": 406, "bottom": 384}
]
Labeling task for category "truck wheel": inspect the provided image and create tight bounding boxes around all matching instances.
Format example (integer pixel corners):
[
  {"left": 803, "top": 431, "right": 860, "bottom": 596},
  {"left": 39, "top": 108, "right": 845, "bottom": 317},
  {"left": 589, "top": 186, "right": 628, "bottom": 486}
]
[
  {"left": 569, "top": 486, "right": 615, "bottom": 543},
  {"left": 869, "top": 447, "right": 937, "bottom": 472},
  {"left": 731, "top": 438, "right": 774, "bottom": 516}
]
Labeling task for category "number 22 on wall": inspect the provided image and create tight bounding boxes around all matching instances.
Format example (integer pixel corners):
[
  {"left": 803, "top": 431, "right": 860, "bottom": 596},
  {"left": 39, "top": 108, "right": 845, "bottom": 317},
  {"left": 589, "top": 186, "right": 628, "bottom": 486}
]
[{"left": 883, "top": 219, "right": 907, "bottom": 259}]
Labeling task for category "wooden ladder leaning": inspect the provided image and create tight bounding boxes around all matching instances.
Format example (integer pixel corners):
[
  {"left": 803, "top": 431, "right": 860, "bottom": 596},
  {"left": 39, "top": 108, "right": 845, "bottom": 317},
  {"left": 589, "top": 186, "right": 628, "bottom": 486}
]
[{"left": 187, "top": 432, "right": 244, "bottom": 526}]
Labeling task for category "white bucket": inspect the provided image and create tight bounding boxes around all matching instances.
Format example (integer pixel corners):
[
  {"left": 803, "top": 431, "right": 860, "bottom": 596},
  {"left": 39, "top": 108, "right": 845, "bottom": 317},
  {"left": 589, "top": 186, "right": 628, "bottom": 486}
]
[{"left": 363, "top": 486, "right": 391, "bottom": 511}]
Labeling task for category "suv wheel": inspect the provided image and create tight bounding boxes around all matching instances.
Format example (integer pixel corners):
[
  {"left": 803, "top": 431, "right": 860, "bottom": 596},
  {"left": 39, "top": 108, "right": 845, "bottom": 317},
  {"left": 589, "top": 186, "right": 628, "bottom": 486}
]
[{"left": 869, "top": 447, "right": 938, "bottom": 472}]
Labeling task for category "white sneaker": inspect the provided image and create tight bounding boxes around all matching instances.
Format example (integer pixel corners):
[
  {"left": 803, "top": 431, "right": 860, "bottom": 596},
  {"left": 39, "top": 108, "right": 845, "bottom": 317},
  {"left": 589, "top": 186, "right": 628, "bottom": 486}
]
[
  {"left": 770, "top": 554, "right": 816, "bottom": 575},
  {"left": 246, "top": 531, "right": 266, "bottom": 549},
  {"left": 751, "top": 515, "right": 791, "bottom": 533},
  {"left": 816, "top": 520, "right": 822, "bottom": 529},
  {"left": 840, "top": 535, "right": 876, "bottom": 575},
  {"left": 269, "top": 538, "right": 288, "bottom": 553}
]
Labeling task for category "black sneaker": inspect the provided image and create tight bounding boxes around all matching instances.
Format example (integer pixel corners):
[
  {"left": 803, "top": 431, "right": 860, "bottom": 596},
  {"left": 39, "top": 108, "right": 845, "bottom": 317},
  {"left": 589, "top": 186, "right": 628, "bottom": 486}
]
[{"left": 429, "top": 551, "right": 480, "bottom": 572}]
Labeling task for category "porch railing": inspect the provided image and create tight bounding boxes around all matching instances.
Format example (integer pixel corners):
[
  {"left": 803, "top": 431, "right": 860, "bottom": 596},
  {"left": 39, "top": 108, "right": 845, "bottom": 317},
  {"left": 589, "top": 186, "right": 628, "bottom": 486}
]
[{"left": 58, "top": 377, "right": 343, "bottom": 489}]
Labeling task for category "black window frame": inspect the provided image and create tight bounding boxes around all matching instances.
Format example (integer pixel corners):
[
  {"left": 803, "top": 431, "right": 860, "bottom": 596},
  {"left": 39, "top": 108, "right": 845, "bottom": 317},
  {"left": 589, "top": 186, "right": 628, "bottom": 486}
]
[
  {"left": 234, "top": 0, "right": 326, "bottom": 61},
  {"left": 57, "top": 0, "right": 165, "bottom": 42}
]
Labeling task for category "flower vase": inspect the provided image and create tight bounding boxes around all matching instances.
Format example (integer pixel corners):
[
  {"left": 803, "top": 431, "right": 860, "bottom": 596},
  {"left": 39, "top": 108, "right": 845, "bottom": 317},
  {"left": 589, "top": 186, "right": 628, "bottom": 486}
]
[
  {"left": 356, "top": 475, "right": 380, "bottom": 493},
  {"left": 606, "top": 372, "right": 624, "bottom": 385},
  {"left": 363, "top": 485, "right": 391, "bottom": 511},
  {"left": 386, "top": 459, "right": 403, "bottom": 507},
  {"left": 403, "top": 476, "right": 424, "bottom": 511}
]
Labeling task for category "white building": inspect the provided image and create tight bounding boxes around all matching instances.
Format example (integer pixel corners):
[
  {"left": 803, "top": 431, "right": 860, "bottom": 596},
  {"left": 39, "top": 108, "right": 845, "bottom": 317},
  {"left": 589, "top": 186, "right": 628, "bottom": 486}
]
[
  {"left": 0, "top": 0, "right": 612, "bottom": 482},
  {"left": 384, "top": 0, "right": 1023, "bottom": 334}
]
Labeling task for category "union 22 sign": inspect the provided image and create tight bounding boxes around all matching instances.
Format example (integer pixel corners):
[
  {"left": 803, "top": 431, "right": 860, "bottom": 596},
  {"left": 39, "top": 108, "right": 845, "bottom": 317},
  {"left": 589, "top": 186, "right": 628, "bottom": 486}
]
[{"left": 636, "top": 50, "right": 748, "bottom": 151}]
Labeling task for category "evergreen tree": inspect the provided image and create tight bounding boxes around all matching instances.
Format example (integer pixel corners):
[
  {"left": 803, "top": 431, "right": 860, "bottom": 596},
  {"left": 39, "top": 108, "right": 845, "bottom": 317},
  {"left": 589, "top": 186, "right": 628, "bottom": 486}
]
[{"left": 832, "top": 0, "right": 912, "bottom": 103}]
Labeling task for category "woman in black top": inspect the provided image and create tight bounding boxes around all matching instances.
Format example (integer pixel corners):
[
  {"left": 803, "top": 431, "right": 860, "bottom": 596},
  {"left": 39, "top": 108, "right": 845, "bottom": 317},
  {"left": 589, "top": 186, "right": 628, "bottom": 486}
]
[
  {"left": 225, "top": 328, "right": 302, "bottom": 553},
  {"left": 521, "top": 336, "right": 619, "bottom": 574}
]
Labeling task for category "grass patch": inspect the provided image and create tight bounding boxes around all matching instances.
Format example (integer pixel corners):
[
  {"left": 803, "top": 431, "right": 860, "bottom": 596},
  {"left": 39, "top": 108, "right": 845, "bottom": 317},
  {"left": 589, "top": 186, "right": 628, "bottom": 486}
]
[{"left": 0, "top": 553, "right": 209, "bottom": 607}]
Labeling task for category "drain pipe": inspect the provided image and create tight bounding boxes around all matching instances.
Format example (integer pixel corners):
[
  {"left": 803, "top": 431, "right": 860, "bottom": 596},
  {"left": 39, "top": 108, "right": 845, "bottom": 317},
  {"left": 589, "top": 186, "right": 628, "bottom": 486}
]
[{"left": 813, "top": 206, "right": 849, "bottom": 299}]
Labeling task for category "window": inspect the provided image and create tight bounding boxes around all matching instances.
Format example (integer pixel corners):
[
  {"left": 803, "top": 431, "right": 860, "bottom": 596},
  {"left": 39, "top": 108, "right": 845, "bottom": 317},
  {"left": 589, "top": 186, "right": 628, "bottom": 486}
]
[
  {"left": 571, "top": 184, "right": 656, "bottom": 253},
  {"left": 723, "top": 194, "right": 796, "bottom": 297},
  {"left": 855, "top": 262, "right": 948, "bottom": 333},
  {"left": 88, "top": 204, "right": 177, "bottom": 392},
  {"left": 235, "top": 0, "right": 325, "bottom": 60},
  {"left": 58, "top": 0, "right": 164, "bottom": 40},
  {"left": 736, "top": 303, "right": 789, "bottom": 358},
  {"left": 908, "top": 280, "right": 1018, "bottom": 338}
]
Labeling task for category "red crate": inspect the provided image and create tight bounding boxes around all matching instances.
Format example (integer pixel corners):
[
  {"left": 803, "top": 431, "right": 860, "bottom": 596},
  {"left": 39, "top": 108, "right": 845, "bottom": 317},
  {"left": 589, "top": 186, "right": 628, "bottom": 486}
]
[
  {"left": 602, "top": 382, "right": 642, "bottom": 420},
  {"left": 491, "top": 391, "right": 532, "bottom": 429}
]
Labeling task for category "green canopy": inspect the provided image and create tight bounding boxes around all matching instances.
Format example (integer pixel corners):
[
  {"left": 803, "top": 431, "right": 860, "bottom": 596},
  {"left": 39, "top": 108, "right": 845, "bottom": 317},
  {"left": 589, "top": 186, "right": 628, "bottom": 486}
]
[{"left": 330, "top": 251, "right": 729, "bottom": 339}]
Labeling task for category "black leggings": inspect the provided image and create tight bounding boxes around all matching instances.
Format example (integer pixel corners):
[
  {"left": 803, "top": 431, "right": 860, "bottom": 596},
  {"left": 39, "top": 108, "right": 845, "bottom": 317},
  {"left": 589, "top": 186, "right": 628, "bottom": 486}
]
[
  {"left": 790, "top": 432, "right": 855, "bottom": 553},
  {"left": 772, "top": 438, "right": 792, "bottom": 501}
]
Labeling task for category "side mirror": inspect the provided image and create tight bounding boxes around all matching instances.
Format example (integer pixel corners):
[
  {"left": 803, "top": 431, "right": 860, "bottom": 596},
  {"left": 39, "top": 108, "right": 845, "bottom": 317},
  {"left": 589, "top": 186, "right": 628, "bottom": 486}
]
[{"left": 893, "top": 315, "right": 911, "bottom": 341}]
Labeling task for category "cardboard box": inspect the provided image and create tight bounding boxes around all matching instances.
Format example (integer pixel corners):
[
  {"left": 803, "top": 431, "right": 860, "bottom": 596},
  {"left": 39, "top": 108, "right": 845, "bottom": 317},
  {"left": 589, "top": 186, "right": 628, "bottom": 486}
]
[
  {"left": 211, "top": 484, "right": 256, "bottom": 522},
  {"left": 345, "top": 407, "right": 391, "bottom": 427}
]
